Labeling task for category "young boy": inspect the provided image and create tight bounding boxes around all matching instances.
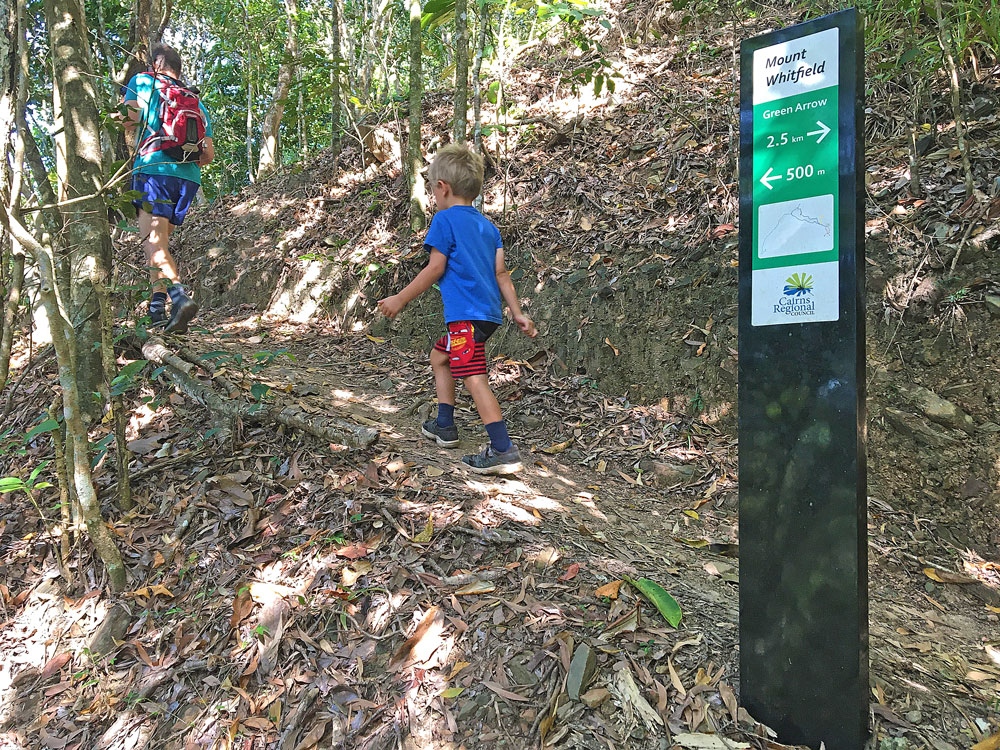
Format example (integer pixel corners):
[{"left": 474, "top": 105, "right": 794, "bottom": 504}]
[
  {"left": 378, "top": 144, "right": 537, "bottom": 475},
  {"left": 123, "top": 44, "right": 214, "bottom": 333}
]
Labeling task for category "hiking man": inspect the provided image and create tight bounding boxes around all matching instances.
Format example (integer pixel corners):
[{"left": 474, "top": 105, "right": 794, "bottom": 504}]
[{"left": 123, "top": 44, "right": 214, "bottom": 332}]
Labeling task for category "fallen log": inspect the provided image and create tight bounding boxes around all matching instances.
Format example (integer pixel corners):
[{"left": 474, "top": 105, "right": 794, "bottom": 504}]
[{"left": 138, "top": 336, "right": 378, "bottom": 450}]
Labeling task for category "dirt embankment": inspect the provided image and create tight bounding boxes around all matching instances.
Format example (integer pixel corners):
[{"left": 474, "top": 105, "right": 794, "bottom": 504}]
[{"left": 175, "top": 13, "right": 1000, "bottom": 547}]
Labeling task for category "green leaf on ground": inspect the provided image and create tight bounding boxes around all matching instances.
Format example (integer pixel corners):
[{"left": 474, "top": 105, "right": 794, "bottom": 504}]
[
  {"left": 24, "top": 420, "right": 60, "bottom": 442},
  {"left": 627, "top": 577, "right": 682, "bottom": 627}
]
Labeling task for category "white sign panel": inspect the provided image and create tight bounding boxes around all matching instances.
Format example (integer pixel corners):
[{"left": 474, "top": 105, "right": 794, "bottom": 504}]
[
  {"left": 751, "top": 261, "right": 839, "bottom": 327},
  {"left": 753, "top": 28, "right": 839, "bottom": 105}
]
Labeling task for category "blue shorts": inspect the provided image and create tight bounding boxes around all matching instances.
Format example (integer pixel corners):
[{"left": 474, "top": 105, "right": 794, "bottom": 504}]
[{"left": 132, "top": 173, "right": 199, "bottom": 226}]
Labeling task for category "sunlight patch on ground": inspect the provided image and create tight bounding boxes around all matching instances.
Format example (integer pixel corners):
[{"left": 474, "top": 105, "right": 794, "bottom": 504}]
[{"left": 0, "top": 577, "right": 110, "bottom": 728}]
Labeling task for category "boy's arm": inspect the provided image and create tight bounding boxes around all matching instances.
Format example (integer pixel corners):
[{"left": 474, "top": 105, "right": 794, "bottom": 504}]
[
  {"left": 495, "top": 247, "right": 537, "bottom": 337},
  {"left": 377, "top": 248, "right": 447, "bottom": 319}
]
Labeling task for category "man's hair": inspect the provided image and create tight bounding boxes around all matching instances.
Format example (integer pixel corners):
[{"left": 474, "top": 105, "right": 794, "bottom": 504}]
[
  {"left": 428, "top": 144, "right": 484, "bottom": 199},
  {"left": 150, "top": 44, "right": 183, "bottom": 75}
]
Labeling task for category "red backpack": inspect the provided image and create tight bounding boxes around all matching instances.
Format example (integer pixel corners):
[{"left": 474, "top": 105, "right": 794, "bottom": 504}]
[{"left": 138, "top": 73, "right": 207, "bottom": 163}]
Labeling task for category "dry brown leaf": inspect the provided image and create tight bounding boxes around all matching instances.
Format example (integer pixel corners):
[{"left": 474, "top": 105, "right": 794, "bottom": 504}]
[
  {"left": 668, "top": 657, "right": 686, "bottom": 696},
  {"left": 341, "top": 560, "right": 372, "bottom": 587},
  {"left": 412, "top": 513, "right": 434, "bottom": 544},
  {"left": 482, "top": 680, "right": 529, "bottom": 702},
  {"left": 605, "top": 338, "right": 620, "bottom": 356},
  {"left": 455, "top": 580, "right": 496, "bottom": 595},
  {"left": 559, "top": 563, "right": 580, "bottom": 581},
  {"left": 973, "top": 732, "right": 1000, "bottom": 750},
  {"left": 335, "top": 543, "right": 370, "bottom": 560},
  {"left": 425, "top": 466, "right": 444, "bottom": 477},
  {"left": 390, "top": 606, "right": 444, "bottom": 668},
  {"left": 541, "top": 439, "right": 573, "bottom": 455},
  {"left": 294, "top": 720, "right": 330, "bottom": 750},
  {"left": 242, "top": 717, "right": 273, "bottom": 731},
  {"left": 923, "top": 567, "right": 976, "bottom": 584},
  {"left": 718, "top": 682, "right": 738, "bottom": 723},
  {"left": 595, "top": 580, "right": 623, "bottom": 599},
  {"left": 600, "top": 607, "right": 639, "bottom": 639},
  {"left": 231, "top": 589, "right": 254, "bottom": 629},
  {"left": 39, "top": 653, "right": 71, "bottom": 681}
]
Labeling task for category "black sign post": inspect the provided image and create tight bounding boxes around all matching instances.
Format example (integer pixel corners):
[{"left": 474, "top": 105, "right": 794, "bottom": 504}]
[{"left": 738, "top": 9, "right": 867, "bottom": 749}]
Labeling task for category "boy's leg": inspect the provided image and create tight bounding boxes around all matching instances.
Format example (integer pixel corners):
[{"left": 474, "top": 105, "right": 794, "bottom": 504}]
[
  {"left": 432, "top": 347, "right": 456, "bottom": 420},
  {"left": 462, "top": 374, "right": 501, "bottom": 426},
  {"left": 462, "top": 374, "right": 521, "bottom": 474},
  {"left": 421, "top": 347, "right": 460, "bottom": 447}
]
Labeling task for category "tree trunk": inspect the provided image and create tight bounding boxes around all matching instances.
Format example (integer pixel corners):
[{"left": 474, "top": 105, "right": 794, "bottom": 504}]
[
  {"left": 453, "top": 0, "right": 469, "bottom": 144},
  {"left": 0, "top": 204, "right": 127, "bottom": 592},
  {"left": 329, "top": 0, "right": 342, "bottom": 151},
  {"left": 472, "top": 1, "right": 488, "bottom": 208},
  {"left": 406, "top": 0, "right": 426, "bottom": 232},
  {"left": 297, "top": 76, "right": 306, "bottom": 159},
  {"left": 0, "top": 0, "right": 24, "bottom": 390},
  {"left": 258, "top": 0, "right": 299, "bottom": 177},
  {"left": 45, "top": 0, "right": 114, "bottom": 420}
]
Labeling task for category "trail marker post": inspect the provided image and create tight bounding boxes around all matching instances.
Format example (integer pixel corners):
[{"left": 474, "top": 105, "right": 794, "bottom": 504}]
[{"left": 738, "top": 9, "right": 868, "bottom": 748}]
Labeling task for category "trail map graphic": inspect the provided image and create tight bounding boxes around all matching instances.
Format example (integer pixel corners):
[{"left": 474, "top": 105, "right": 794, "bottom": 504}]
[{"left": 757, "top": 194, "right": 834, "bottom": 259}]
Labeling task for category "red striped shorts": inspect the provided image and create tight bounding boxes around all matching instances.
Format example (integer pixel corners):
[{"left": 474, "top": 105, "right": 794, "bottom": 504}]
[{"left": 434, "top": 320, "right": 498, "bottom": 379}]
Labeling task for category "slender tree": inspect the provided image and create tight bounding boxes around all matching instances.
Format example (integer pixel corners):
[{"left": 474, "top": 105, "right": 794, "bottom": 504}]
[
  {"left": 406, "top": 0, "right": 426, "bottom": 231},
  {"left": 0, "top": 0, "right": 28, "bottom": 391},
  {"left": 330, "top": 0, "right": 342, "bottom": 151},
  {"left": 453, "top": 0, "right": 469, "bottom": 143},
  {"left": 258, "top": 0, "right": 300, "bottom": 177}
]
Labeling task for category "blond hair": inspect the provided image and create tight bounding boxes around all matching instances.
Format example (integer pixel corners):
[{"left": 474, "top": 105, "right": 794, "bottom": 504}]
[{"left": 428, "top": 144, "right": 484, "bottom": 199}]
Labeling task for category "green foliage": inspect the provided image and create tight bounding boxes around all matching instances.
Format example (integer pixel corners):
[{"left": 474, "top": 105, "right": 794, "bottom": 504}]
[
  {"left": 110, "top": 360, "right": 148, "bottom": 397},
  {"left": 0, "top": 461, "right": 53, "bottom": 498}
]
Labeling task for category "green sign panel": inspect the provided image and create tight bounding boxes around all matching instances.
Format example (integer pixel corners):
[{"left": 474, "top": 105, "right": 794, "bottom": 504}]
[{"left": 750, "top": 27, "right": 840, "bottom": 326}]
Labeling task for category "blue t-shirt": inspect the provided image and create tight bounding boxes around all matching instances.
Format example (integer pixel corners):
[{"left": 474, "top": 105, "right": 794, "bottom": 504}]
[
  {"left": 424, "top": 205, "right": 503, "bottom": 324},
  {"left": 124, "top": 72, "right": 213, "bottom": 185}
]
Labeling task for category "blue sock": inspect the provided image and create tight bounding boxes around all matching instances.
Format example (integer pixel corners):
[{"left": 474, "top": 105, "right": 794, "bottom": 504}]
[
  {"left": 436, "top": 403, "right": 455, "bottom": 428},
  {"left": 167, "top": 284, "right": 186, "bottom": 304},
  {"left": 150, "top": 291, "right": 167, "bottom": 316},
  {"left": 485, "top": 420, "right": 512, "bottom": 453}
]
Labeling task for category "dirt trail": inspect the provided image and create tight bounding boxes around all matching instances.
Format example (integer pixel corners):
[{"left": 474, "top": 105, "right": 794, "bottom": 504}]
[{"left": 0, "top": 315, "right": 998, "bottom": 749}]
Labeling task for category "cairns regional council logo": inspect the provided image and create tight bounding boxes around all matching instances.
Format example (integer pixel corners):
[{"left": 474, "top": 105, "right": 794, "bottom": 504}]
[{"left": 775, "top": 272, "right": 816, "bottom": 316}]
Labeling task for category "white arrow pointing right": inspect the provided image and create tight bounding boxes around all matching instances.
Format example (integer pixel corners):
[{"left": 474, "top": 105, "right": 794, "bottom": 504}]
[
  {"left": 759, "top": 167, "right": 782, "bottom": 190},
  {"left": 807, "top": 120, "right": 831, "bottom": 144}
]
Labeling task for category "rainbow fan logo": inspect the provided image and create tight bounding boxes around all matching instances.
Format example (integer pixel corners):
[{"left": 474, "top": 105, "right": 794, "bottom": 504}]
[
  {"left": 783, "top": 273, "right": 814, "bottom": 296},
  {"left": 774, "top": 271, "right": 817, "bottom": 316}
]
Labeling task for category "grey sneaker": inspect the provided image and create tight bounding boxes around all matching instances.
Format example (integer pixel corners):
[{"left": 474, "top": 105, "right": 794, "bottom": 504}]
[
  {"left": 149, "top": 308, "right": 168, "bottom": 328},
  {"left": 421, "top": 419, "right": 459, "bottom": 448},
  {"left": 165, "top": 294, "right": 199, "bottom": 334},
  {"left": 462, "top": 444, "right": 523, "bottom": 475}
]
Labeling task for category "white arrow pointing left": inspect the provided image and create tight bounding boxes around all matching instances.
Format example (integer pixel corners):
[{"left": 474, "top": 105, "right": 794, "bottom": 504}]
[
  {"left": 760, "top": 167, "right": 782, "bottom": 190},
  {"left": 807, "top": 120, "right": 831, "bottom": 144}
]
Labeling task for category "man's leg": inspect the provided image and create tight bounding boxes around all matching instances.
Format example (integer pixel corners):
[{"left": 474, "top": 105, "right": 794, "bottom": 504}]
[
  {"left": 139, "top": 209, "right": 177, "bottom": 325},
  {"left": 138, "top": 209, "right": 180, "bottom": 290}
]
